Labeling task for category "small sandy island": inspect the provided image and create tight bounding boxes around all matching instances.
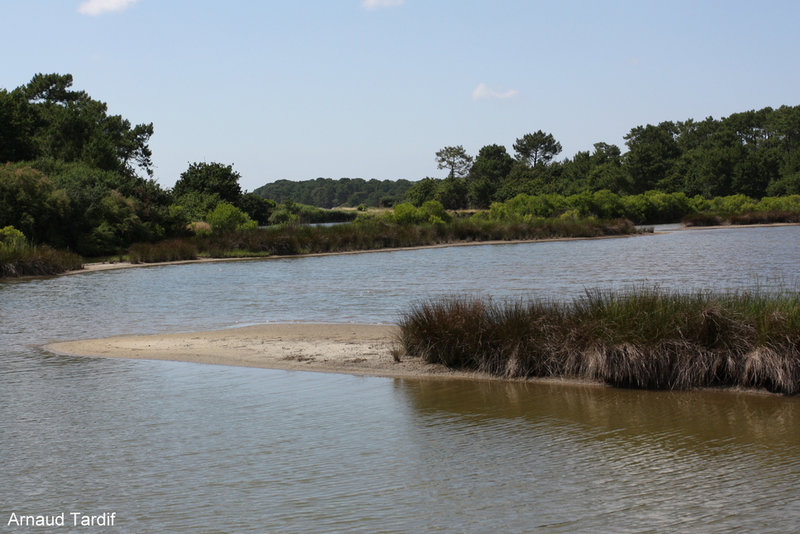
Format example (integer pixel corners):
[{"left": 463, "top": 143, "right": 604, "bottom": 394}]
[{"left": 45, "top": 323, "right": 499, "bottom": 381}]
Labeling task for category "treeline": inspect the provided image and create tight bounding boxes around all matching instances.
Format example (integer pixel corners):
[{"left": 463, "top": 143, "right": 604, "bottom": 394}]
[
  {"left": 2, "top": 72, "right": 800, "bottom": 274},
  {"left": 253, "top": 177, "right": 413, "bottom": 208},
  {"left": 127, "top": 199, "right": 640, "bottom": 264},
  {"left": 417, "top": 109, "right": 800, "bottom": 208},
  {"left": 0, "top": 74, "right": 347, "bottom": 259},
  {"left": 483, "top": 191, "right": 800, "bottom": 226},
  {"left": 253, "top": 106, "right": 800, "bottom": 210}
]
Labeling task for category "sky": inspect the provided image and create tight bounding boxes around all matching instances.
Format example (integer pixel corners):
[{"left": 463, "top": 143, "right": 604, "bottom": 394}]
[{"left": 3, "top": 0, "right": 800, "bottom": 192}]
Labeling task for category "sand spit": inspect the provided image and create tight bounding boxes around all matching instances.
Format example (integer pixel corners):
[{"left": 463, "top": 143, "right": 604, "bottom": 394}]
[
  {"left": 44, "top": 323, "right": 784, "bottom": 395},
  {"left": 44, "top": 323, "right": 503, "bottom": 381}
]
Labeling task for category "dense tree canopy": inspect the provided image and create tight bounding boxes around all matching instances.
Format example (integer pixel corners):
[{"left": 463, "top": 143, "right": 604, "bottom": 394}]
[
  {"left": 463, "top": 144, "right": 514, "bottom": 208},
  {"left": 172, "top": 162, "right": 242, "bottom": 203},
  {"left": 1, "top": 73, "right": 154, "bottom": 177},
  {"left": 251, "top": 106, "right": 800, "bottom": 211},
  {"left": 253, "top": 178, "right": 413, "bottom": 208}
]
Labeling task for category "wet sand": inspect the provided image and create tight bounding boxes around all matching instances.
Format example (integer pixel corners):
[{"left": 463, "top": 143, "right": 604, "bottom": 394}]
[{"left": 44, "top": 324, "right": 784, "bottom": 394}]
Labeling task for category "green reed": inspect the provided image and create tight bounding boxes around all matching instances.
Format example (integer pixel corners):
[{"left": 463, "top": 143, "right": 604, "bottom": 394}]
[{"left": 139, "top": 217, "right": 641, "bottom": 260}]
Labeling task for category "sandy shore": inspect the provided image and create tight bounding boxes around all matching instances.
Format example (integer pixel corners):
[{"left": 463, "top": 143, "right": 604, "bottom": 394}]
[
  {"left": 44, "top": 324, "right": 782, "bottom": 394},
  {"left": 44, "top": 323, "right": 497, "bottom": 380}
]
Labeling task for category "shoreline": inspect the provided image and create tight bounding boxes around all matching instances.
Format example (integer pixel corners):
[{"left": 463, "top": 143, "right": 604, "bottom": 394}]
[
  {"left": 43, "top": 323, "right": 784, "bottom": 396},
  {"left": 66, "top": 221, "right": 800, "bottom": 277},
  {"left": 44, "top": 323, "right": 603, "bottom": 386},
  {"left": 66, "top": 233, "right": 641, "bottom": 276}
]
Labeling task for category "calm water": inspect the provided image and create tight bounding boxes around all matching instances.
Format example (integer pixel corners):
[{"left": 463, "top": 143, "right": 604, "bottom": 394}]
[{"left": 2, "top": 226, "right": 799, "bottom": 533}]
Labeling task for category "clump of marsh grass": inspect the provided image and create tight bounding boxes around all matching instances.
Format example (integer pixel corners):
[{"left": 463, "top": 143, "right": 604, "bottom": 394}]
[
  {"left": 128, "top": 239, "right": 198, "bottom": 263},
  {"left": 0, "top": 243, "right": 83, "bottom": 277},
  {"left": 398, "top": 288, "right": 800, "bottom": 394},
  {"left": 120, "top": 216, "right": 641, "bottom": 266}
]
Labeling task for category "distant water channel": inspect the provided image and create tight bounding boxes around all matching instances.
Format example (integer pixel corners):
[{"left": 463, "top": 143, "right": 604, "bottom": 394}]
[{"left": 2, "top": 225, "right": 799, "bottom": 532}]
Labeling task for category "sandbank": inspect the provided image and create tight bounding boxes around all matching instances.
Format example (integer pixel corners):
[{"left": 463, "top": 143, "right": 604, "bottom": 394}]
[
  {"left": 44, "top": 323, "right": 510, "bottom": 381},
  {"left": 44, "top": 324, "right": 784, "bottom": 395}
]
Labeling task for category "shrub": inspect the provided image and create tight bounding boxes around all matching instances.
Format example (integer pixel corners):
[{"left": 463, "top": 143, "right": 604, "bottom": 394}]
[
  {"left": 0, "top": 227, "right": 83, "bottom": 277},
  {"left": 206, "top": 201, "right": 257, "bottom": 232}
]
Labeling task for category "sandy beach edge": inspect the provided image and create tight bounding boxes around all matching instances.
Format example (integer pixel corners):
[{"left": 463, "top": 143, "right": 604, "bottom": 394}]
[
  {"left": 43, "top": 323, "right": 787, "bottom": 395},
  {"left": 41, "top": 323, "right": 520, "bottom": 382},
  {"left": 42, "top": 323, "right": 606, "bottom": 387}
]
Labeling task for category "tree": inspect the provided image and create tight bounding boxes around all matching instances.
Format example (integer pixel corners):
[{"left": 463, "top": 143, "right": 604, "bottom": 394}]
[
  {"left": 623, "top": 121, "right": 680, "bottom": 193},
  {"left": 586, "top": 143, "right": 631, "bottom": 193},
  {"left": 435, "top": 176, "right": 468, "bottom": 209},
  {"left": 405, "top": 177, "right": 440, "bottom": 206},
  {"left": 0, "top": 89, "right": 36, "bottom": 162},
  {"left": 435, "top": 145, "right": 473, "bottom": 178},
  {"left": 513, "top": 131, "right": 562, "bottom": 167},
  {"left": 15, "top": 73, "right": 155, "bottom": 177},
  {"left": 237, "top": 193, "right": 276, "bottom": 226},
  {"left": 0, "top": 165, "right": 69, "bottom": 245},
  {"left": 467, "top": 144, "right": 514, "bottom": 208},
  {"left": 173, "top": 162, "right": 242, "bottom": 204}
]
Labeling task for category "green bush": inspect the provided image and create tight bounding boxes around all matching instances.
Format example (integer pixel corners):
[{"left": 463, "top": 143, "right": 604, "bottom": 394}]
[
  {"left": 0, "top": 225, "right": 83, "bottom": 277},
  {"left": 206, "top": 202, "right": 257, "bottom": 232},
  {"left": 0, "top": 226, "right": 26, "bottom": 248}
]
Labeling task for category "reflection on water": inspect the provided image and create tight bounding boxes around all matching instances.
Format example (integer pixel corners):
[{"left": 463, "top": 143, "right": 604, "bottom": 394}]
[
  {"left": 2, "top": 226, "right": 800, "bottom": 532},
  {"left": 395, "top": 379, "right": 800, "bottom": 532},
  {"left": 400, "top": 379, "right": 800, "bottom": 450}
]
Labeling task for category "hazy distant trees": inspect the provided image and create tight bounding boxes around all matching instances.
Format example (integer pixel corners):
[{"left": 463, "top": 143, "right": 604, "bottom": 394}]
[{"left": 254, "top": 178, "right": 413, "bottom": 208}]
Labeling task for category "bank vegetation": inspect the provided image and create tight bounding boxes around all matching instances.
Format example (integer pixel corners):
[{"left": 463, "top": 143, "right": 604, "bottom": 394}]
[{"left": 398, "top": 289, "right": 800, "bottom": 395}]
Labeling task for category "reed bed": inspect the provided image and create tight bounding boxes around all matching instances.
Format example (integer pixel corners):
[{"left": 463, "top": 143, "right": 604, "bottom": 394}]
[
  {"left": 683, "top": 210, "right": 800, "bottom": 227},
  {"left": 128, "top": 239, "right": 198, "bottom": 263},
  {"left": 184, "top": 217, "right": 641, "bottom": 258},
  {"left": 398, "top": 288, "right": 800, "bottom": 394},
  {"left": 0, "top": 244, "right": 83, "bottom": 277}
]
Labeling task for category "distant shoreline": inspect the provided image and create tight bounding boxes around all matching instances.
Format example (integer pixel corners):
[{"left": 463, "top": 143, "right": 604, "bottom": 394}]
[
  {"left": 65, "top": 221, "right": 800, "bottom": 277},
  {"left": 65, "top": 233, "right": 641, "bottom": 276}
]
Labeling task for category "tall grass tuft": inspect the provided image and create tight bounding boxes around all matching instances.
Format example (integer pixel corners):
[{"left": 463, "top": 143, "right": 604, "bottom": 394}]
[
  {"left": 128, "top": 240, "right": 198, "bottom": 263},
  {"left": 188, "top": 217, "right": 641, "bottom": 258},
  {"left": 398, "top": 288, "right": 800, "bottom": 394},
  {"left": 0, "top": 243, "right": 83, "bottom": 277}
]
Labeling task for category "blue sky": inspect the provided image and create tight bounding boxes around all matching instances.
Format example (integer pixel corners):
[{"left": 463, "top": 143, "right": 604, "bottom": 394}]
[{"left": 3, "top": 0, "right": 799, "bottom": 192}]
